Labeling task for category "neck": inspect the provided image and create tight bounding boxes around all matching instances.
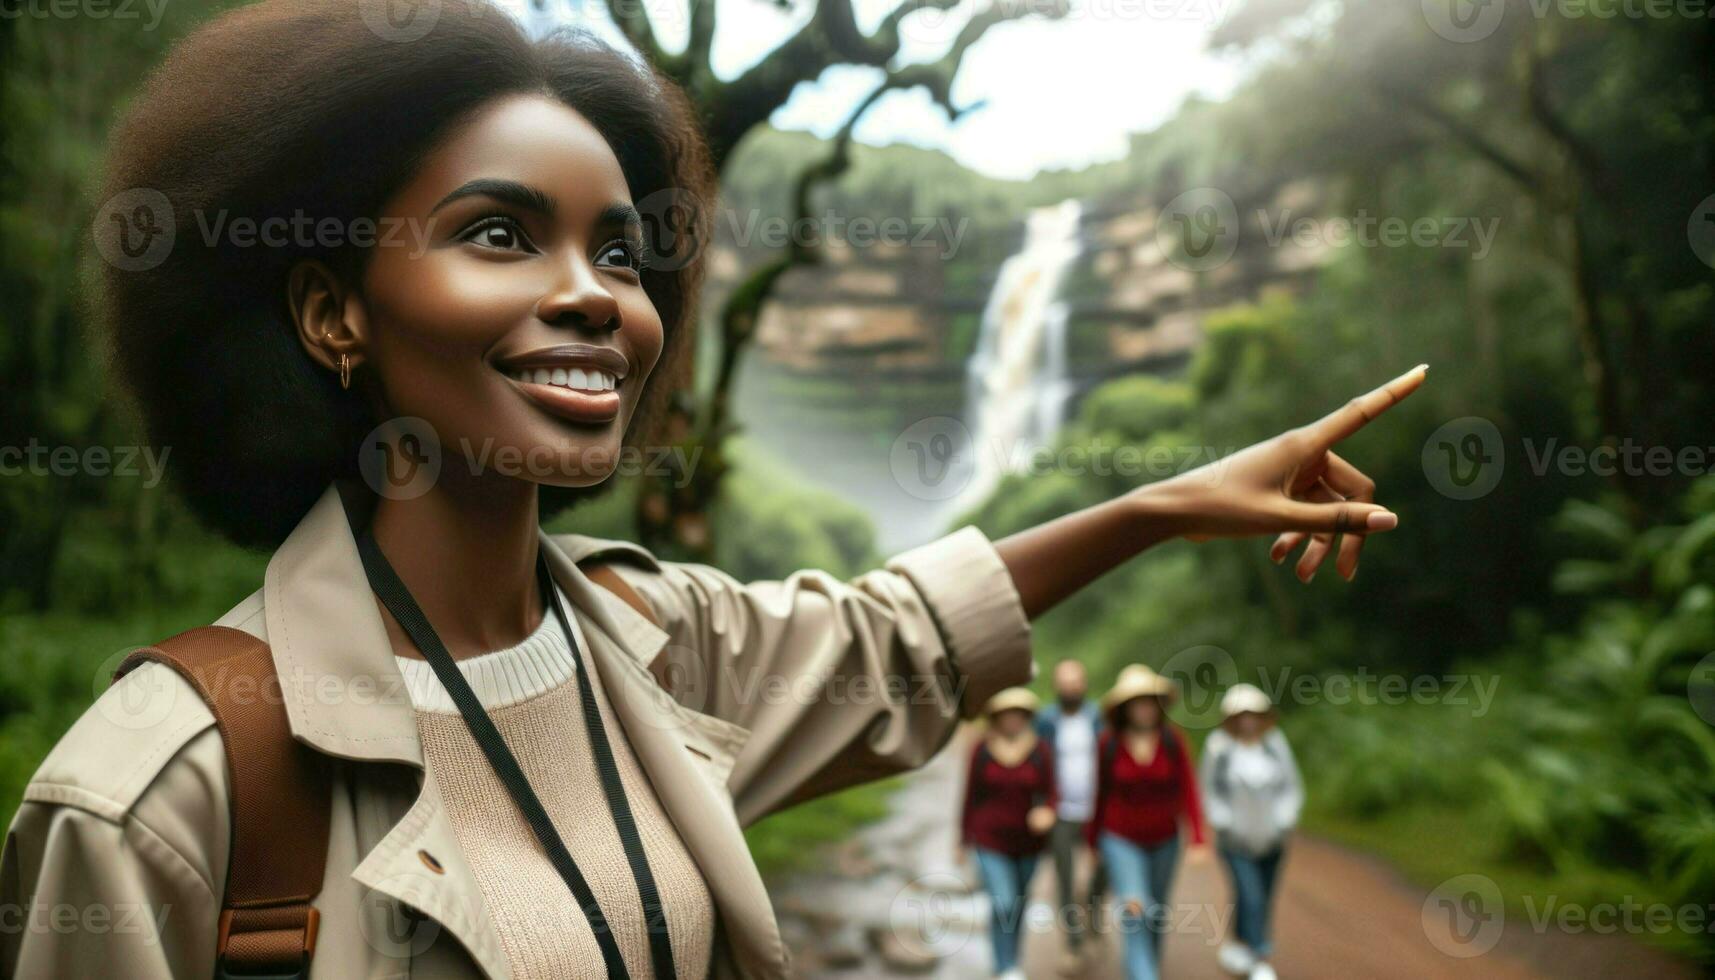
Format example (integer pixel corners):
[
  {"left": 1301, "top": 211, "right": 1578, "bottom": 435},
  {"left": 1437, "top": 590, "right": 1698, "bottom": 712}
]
[
  {"left": 369, "top": 471, "right": 544, "bottom": 660},
  {"left": 1057, "top": 696, "right": 1084, "bottom": 713}
]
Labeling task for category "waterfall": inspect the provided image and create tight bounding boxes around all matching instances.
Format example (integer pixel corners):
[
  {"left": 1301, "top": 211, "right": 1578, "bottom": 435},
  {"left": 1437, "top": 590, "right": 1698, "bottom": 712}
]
[{"left": 959, "top": 199, "right": 1083, "bottom": 508}]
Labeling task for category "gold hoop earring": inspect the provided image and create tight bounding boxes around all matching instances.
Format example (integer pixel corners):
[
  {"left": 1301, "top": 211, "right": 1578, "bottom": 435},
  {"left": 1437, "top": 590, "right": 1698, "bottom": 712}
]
[{"left": 339, "top": 353, "right": 351, "bottom": 390}]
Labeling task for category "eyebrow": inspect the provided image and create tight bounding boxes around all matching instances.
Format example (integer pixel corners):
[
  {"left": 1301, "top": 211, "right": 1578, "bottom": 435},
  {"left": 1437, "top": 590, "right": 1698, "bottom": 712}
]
[
  {"left": 429, "top": 181, "right": 642, "bottom": 238},
  {"left": 430, "top": 179, "right": 557, "bottom": 217},
  {"left": 598, "top": 202, "right": 643, "bottom": 238}
]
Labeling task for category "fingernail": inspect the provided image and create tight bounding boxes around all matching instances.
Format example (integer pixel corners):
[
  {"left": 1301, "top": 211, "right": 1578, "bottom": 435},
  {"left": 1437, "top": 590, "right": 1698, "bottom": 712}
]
[
  {"left": 1367, "top": 511, "right": 1398, "bottom": 530},
  {"left": 1415, "top": 363, "right": 1430, "bottom": 374}
]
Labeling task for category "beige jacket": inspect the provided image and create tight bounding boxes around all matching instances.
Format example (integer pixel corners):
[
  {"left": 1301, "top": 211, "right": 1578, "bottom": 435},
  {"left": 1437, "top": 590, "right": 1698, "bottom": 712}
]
[{"left": 0, "top": 483, "right": 1033, "bottom": 979}]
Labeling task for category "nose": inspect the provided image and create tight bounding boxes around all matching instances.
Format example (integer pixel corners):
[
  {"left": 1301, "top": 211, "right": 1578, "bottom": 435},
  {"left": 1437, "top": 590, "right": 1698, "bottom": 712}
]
[{"left": 535, "top": 254, "right": 620, "bottom": 331}]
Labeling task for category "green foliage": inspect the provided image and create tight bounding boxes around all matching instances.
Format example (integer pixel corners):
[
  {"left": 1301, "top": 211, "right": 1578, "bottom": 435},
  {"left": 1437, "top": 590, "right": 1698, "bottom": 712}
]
[{"left": 711, "top": 437, "right": 879, "bottom": 581}]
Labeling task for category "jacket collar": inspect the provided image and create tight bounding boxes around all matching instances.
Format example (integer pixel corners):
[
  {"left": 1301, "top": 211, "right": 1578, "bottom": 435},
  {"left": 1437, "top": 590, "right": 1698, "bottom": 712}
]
[
  {"left": 263, "top": 481, "right": 673, "bottom": 766},
  {"left": 262, "top": 482, "right": 788, "bottom": 978}
]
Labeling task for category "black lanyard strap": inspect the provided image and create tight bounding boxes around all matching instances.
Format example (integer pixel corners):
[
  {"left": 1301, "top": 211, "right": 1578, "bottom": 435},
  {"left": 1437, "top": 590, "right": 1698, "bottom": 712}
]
[{"left": 355, "top": 529, "right": 677, "bottom": 980}]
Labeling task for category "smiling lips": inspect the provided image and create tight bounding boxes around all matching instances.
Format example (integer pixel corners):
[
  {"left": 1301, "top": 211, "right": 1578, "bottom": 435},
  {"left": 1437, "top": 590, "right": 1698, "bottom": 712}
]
[{"left": 500, "top": 347, "right": 627, "bottom": 425}]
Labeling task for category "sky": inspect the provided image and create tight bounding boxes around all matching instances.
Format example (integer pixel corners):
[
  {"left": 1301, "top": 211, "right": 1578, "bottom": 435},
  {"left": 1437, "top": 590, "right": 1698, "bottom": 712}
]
[{"left": 513, "top": 0, "right": 1245, "bottom": 180}]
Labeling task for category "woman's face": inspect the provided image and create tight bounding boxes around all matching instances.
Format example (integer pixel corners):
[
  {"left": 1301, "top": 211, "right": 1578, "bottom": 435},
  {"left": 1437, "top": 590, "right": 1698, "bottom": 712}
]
[
  {"left": 1123, "top": 695, "right": 1163, "bottom": 730},
  {"left": 1231, "top": 711, "right": 1271, "bottom": 741},
  {"left": 354, "top": 94, "right": 661, "bottom": 488},
  {"left": 991, "top": 708, "right": 1032, "bottom": 737}
]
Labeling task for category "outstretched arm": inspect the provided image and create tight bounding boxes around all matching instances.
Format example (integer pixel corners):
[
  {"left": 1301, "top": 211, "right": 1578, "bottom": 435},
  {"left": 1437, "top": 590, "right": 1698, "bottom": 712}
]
[{"left": 994, "top": 365, "right": 1427, "bottom": 618}]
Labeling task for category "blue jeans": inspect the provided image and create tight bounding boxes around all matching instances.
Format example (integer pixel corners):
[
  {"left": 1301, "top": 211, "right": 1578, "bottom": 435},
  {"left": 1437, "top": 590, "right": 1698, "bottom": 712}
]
[
  {"left": 1097, "top": 832, "right": 1181, "bottom": 980},
  {"left": 1220, "top": 844, "right": 1286, "bottom": 957},
  {"left": 972, "top": 848, "right": 1040, "bottom": 975}
]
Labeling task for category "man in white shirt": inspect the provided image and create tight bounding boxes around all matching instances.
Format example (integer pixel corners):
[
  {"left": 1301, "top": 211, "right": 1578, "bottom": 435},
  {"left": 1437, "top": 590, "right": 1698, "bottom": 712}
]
[{"left": 1034, "top": 659, "right": 1106, "bottom": 972}]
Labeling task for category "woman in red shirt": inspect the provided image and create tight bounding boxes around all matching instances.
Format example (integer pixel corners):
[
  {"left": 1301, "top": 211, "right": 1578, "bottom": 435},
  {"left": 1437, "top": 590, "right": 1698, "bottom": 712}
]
[
  {"left": 1086, "top": 665, "right": 1208, "bottom": 980},
  {"left": 960, "top": 687, "right": 1058, "bottom": 979}
]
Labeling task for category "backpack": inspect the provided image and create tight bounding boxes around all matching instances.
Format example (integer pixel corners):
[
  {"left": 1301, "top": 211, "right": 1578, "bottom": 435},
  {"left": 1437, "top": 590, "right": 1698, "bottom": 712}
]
[
  {"left": 109, "top": 563, "right": 662, "bottom": 980},
  {"left": 112, "top": 626, "right": 328, "bottom": 980}
]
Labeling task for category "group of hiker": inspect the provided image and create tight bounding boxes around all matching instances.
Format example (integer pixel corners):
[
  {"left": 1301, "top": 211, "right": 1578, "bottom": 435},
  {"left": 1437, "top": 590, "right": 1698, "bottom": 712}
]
[{"left": 957, "top": 659, "right": 1303, "bottom": 980}]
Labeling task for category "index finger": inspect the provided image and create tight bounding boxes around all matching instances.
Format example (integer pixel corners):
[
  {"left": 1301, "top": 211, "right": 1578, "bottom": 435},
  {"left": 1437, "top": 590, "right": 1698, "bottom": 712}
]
[{"left": 1308, "top": 364, "right": 1429, "bottom": 447}]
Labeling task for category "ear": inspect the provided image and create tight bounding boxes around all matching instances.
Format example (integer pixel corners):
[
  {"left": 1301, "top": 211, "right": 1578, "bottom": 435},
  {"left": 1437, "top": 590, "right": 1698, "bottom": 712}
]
[{"left": 287, "top": 259, "right": 369, "bottom": 380}]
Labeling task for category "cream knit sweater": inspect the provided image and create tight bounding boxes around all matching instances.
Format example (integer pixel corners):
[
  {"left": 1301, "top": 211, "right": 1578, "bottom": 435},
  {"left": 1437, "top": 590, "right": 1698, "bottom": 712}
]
[{"left": 396, "top": 587, "right": 714, "bottom": 979}]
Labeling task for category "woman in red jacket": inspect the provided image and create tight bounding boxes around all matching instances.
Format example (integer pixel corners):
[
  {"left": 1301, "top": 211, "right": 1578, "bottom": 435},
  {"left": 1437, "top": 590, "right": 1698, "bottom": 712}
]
[
  {"left": 1086, "top": 665, "right": 1208, "bottom": 980},
  {"left": 960, "top": 687, "right": 1059, "bottom": 979}
]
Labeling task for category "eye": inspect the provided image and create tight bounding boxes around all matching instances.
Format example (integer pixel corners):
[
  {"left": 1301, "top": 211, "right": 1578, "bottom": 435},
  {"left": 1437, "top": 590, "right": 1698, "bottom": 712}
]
[
  {"left": 595, "top": 239, "right": 645, "bottom": 273},
  {"left": 459, "top": 215, "right": 534, "bottom": 253}
]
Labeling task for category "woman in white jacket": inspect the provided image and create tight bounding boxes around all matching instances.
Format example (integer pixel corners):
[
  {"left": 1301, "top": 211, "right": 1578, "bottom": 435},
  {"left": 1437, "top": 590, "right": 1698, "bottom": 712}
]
[{"left": 1200, "top": 684, "right": 1303, "bottom": 980}]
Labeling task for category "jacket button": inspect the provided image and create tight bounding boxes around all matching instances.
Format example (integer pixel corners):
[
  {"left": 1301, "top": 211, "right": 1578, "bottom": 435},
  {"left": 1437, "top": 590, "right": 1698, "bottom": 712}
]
[{"left": 418, "top": 849, "right": 445, "bottom": 874}]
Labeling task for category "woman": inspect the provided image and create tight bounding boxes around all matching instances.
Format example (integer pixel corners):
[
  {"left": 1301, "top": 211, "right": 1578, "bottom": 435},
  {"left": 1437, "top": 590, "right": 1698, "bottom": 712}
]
[
  {"left": 1201, "top": 684, "right": 1302, "bottom": 980},
  {"left": 1087, "top": 665, "right": 1208, "bottom": 980},
  {"left": 959, "top": 688, "right": 1059, "bottom": 979},
  {"left": 0, "top": 1, "right": 1424, "bottom": 975}
]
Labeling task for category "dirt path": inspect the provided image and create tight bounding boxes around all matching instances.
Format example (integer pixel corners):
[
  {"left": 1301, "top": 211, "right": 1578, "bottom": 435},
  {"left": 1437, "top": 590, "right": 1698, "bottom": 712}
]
[{"left": 773, "top": 729, "right": 1699, "bottom": 979}]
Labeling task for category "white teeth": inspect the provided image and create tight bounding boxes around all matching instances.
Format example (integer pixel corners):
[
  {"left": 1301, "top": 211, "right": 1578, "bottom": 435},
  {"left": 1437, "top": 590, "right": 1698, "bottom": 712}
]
[{"left": 511, "top": 367, "right": 618, "bottom": 392}]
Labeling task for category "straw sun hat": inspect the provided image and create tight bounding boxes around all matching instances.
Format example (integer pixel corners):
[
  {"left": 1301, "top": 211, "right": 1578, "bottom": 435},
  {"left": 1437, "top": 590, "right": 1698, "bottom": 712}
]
[
  {"left": 983, "top": 687, "right": 1041, "bottom": 718},
  {"left": 1220, "top": 683, "right": 1274, "bottom": 719},
  {"left": 1099, "top": 664, "right": 1179, "bottom": 716}
]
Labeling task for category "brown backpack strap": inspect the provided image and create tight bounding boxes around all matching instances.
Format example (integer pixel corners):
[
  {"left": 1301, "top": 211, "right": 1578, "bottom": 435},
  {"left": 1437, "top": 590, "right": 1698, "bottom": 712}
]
[{"left": 114, "top": 625, "right": 328, "bottom": 979}]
